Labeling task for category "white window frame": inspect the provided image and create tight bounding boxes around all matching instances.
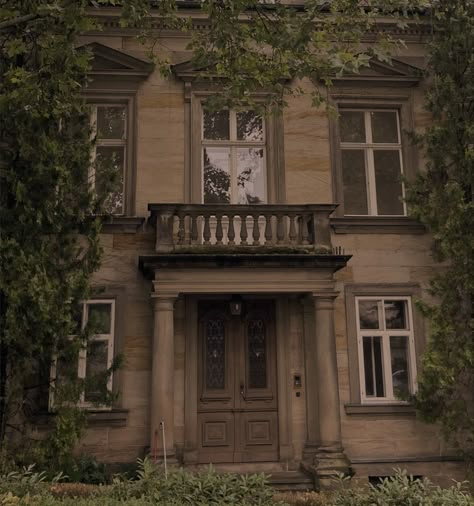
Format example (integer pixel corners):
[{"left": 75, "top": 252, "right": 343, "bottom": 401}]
[
  {"left": 355, "top": 296, "right": 417, "bottom": 403},
  {"left": 201, "top": 107, "right": 267, "bottom": 204},
  {"left": 340, "top": 109, "right": 406, "bottom": 216},
  {"left": 49, "top": 299, "right": 115, "bottom": 410},
  {"left": 90, "top": 104, "right": 128, "bottom": 215}
]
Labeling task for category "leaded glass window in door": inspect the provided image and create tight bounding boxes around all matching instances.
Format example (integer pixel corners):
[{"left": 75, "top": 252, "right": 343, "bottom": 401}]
[
  {"left": 205, "top": 319, "right": 226, "bottom": 389},
  {"left": 247, "top": 319, "right": 267, "bottom": 389}
]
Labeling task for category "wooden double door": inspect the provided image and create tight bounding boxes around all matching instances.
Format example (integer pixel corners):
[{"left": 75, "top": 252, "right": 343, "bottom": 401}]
[{"left": 197, "top": 300, "right": 278, "bottom": 463}]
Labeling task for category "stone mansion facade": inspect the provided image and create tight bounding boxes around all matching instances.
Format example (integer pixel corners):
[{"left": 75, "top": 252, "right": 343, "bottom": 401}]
[{"left": 38, "top": 5, "right": 467, "bottom": 489}]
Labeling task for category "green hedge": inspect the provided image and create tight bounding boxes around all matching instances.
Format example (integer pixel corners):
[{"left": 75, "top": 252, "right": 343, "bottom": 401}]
[{"left": 1, "top": 464, "right": 472, "bottom": 506}]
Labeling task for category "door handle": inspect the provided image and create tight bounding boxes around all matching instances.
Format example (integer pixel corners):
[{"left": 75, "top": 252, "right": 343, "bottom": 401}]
[{"left": 240, "top": 382, "right": 244, "bottom": 396}]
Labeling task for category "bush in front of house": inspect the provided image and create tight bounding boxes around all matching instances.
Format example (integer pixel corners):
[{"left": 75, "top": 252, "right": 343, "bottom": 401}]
[{"left": 1, "top": 464, "right": 472, "bottom": 505}]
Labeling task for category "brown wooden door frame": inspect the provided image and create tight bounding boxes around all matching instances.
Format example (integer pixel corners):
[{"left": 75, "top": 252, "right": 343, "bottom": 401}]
[{"left": 196, "top": 300, "right": 278, "bottom": 463}]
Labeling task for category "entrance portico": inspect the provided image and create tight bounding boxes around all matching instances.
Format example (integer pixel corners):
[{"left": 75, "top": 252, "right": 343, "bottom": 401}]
[{"left": 140, "top": 256, "right": 351, "bottom": 485}]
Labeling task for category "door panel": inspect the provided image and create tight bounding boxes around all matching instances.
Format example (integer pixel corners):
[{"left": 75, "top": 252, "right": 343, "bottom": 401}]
[{"left": 197, "top": 300, "right": 278, "bottom": 463}]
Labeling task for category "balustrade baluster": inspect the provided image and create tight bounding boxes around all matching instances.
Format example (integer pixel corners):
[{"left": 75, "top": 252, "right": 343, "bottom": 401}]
[
  {"left": 227, "top": 214, "right": 235, "bottom": 245},
  {"left": 264, "top": 214, "right": 272, "bottom": 245},
  {"left": 203, "top": 214, "right": 211, "bottom": 244},
  {"left": 177, "top": 212, "right": 185, "bottom": 245},
  {"left": 215, "top": 213, "right": 223, "bottom": 245},
  {"left": 301, "top": 215, "right": 309, "bottom": 245},
  {"left": 240, "top": 214, "right": 248, "bottom": 245},
  {"left": 190, "top": 213, "right": 198, "bottom": 244},
  {"left": 289, "top": 214, "right": 297, "bottom": 244},
  {"left": 276, "top": 213, "right": 284, "bottom": 244},
  {"left": 252, "top": 214, "right": 260, "bottom": 245}
]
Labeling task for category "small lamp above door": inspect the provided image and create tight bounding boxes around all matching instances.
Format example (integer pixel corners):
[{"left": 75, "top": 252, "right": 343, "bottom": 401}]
[{"left": 229, "top": 295, "right": 243, "bottom": 316}]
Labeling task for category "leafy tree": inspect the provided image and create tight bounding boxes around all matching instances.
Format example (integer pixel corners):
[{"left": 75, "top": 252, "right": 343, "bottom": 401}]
[
  {"left": 0, "top": 0, "right": 121, "bottom": 465},
  {"left": 406, "top": 0, "right": 474, "bottom": 454},
  {"left": 0, "top": 0, "right": 426, "bottom": 467}
]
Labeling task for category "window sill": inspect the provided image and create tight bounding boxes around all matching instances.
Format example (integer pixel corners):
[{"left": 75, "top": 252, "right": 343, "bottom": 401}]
[
  {"left": 100, "top": 216, "right": 145, "bottom": 234},
  {"left": 331, "top": 216, "right": 425, "bottom": 234},
  {"left": 31, "top": 409, "right": 129, "bottom": 428},
  {"left": 344, "top": 403, "right": 416, "bottom": 416}
]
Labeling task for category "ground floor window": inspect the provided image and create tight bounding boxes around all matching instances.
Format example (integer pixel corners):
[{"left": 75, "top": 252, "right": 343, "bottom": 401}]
[
  {"left": 50, "top": 299, "right": 115, "bottom": 409},
  {"left": 355, "top": 296, "right": 416, "bottom": 403}
]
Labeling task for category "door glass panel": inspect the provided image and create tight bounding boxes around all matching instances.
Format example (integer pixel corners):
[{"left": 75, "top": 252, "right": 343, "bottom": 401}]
[
  {"left": 205, "top": 319, "right": 226, "bottom": 389},
  {"left": 373, "top": 150, "right": 404, "bottom": 215},
  {"left": 203, "top": 147, "right": 231, "bottom": 203},
  {"left": 363, "top": 336, "right": 384, "bottom": 397},
  {"left": 390, "top": 336, "right": 409, "bottom": 398},
  {"left": 341, "top": 149, "right": 368, "bottom": 215},
  {"left": 247, "top": 319, "right": 267, "bottom": 389},
  {"left": 236, "top": 148, "right": 265, "bottom": 204}
]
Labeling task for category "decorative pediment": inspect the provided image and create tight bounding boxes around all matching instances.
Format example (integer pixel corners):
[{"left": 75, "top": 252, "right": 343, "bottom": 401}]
[
  {"left": 80, "top": 42, "right": 154, "bottom": 78},
  {"left": 172, "top": 59, "right": 216, "bottom": 81},
  {"left": 331, "top": 57, "right": 422, "bottom": 87}
]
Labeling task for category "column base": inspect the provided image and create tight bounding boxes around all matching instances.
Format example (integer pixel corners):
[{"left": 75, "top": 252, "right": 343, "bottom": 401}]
[{"left": 301, "top": 446, "right": 351, "bottom": 490}]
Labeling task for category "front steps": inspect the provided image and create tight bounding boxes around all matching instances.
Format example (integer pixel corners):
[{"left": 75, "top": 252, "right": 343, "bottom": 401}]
[{"left": 187, "top": 463, "right": 315, "bottom": 491}]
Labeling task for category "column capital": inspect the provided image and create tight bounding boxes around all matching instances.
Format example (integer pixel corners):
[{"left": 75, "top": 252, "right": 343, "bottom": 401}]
[
  {"left": 308, "top": 292, "right": 339, "bottom": 310},
  {"left": 151, "top": 293, "right": 179, "bottom": 312}
]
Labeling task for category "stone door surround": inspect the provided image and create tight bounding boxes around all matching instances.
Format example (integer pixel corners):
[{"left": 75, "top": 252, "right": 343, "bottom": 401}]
[{"left": 149, "top": 265, "right": 350, "bottom": 483}]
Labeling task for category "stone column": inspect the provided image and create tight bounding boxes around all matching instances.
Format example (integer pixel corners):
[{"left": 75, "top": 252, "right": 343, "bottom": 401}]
[
  {"left": 150, "top": 294, "right": 177, "bottom": 459},
  {"left": 304, "top": 293, "right": 349, "bottom": 488}
]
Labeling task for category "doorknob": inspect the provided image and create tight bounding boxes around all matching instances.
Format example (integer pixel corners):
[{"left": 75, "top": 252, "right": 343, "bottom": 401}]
[{"left": 240, "top": 382, "right": 244, "bottom": 396}]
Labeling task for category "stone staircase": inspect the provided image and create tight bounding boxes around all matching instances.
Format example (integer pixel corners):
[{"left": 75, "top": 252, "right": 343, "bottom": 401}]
[{"left": 188, "top": 463, "right": 316, "bottom": 491}]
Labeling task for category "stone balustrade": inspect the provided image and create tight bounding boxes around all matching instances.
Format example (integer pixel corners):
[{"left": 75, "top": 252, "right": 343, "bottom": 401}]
[{"left": 148, "top": 204, "right": 337, "bottom": 253}]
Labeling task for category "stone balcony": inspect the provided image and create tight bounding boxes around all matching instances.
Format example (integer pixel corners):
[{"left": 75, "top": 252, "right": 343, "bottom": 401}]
[{"left": 148, "top": 203, "right": 338, "bottom": 254}]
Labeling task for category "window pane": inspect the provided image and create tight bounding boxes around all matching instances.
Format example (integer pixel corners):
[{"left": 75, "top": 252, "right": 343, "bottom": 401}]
[
  {"left": 87, "top": 303, "right": 112, "bottom": 334},
  {"left": 205, "top": 319, "right": 226, "bottom": 390},
  {"left": 390, "top": 336, "right": 409, "bottom": 398},
  {"left": 97, "top": 106, "right": 126, "bottom": 140},
  {"left": 385, "top": 300, "right": 409, "bottom": 330},
  {"left": 248, "top": 319, "right": 267, "bottom": 389},
  {"left": 84, "top": 340, "right": 109, "bottom": 403},
  {"left": 363, "top": 336, "right": 385, "bottom": 397},
  {"left": 371, "top": 111, "right": 399, "bottom": 144},
  {"left": 358, "top": 300, "right": 380, "bottom": 329},
  {"left": 341, "top": 150, "right": 368, "bottom": 215},
  {"left": 374, "top": 150, "right": 404, "bottom": 215},
  {"left": 237, "top": 111, "right": 264, "bottom": 141},
  {"left": 236, "top": 148, "right": 265, "bottom": 204},
  {"left": 203, "top": 147, "right": 230, "bottom": 203},
  {"left": 339, "top": 111, "right": 366, "bottom": 143},
  {"left": 95, "top": 146, "right": 125, "bottom": 214},
  {"left": 203, "top": 110, "right": 229, "bottom": 140}
]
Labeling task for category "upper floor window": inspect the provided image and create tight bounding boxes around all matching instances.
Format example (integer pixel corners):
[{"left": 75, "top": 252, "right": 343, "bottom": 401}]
[
  {"left": 339, "top": 109, "right": 405, "bottom": 216},
  {"left": 91, "top": 105, "right": 127, "bottom": 215},
  {"left": 355, "top": 296, "right": 416, "bottom": 403},
  {"left": 202, "top": 109, "right": 266, "bottom": 204}
]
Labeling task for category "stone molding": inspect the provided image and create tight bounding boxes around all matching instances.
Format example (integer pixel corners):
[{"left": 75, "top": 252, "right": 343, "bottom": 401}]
[{"left": 331, "top": 216, "right": 426, "bottom": 234}]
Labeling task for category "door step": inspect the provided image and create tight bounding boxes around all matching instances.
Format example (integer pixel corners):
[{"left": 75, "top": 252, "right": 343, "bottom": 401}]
[
  {"left": 269, "top": 471, "right": 315, "bottom": 491},
  {"left": 186, "top": 463, "right": 315, "bottom": 491}
]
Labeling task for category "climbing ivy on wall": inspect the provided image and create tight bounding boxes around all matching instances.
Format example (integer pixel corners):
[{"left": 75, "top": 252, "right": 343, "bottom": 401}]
[{"left": 406, "top": 0, "right": 474, "bottom": 455}]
